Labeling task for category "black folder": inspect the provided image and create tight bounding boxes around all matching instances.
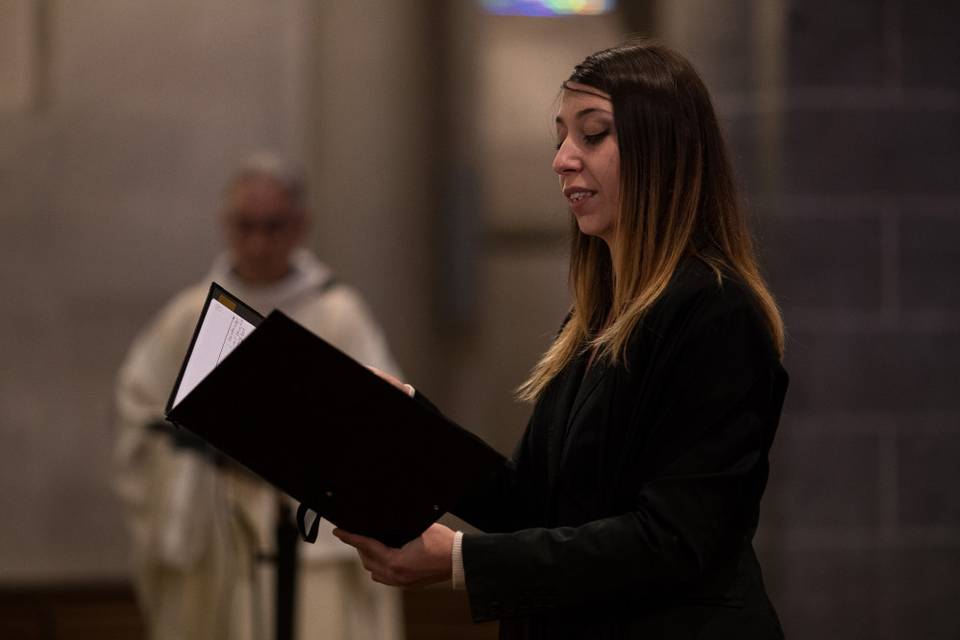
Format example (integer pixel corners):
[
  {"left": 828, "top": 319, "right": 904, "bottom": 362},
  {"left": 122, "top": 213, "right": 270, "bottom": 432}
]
[{"left": 165, "top": 283, "right": 505, "bottom": 548}]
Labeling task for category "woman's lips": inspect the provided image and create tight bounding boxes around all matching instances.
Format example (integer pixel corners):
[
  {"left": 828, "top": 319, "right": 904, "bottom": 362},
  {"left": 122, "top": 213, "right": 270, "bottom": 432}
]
[{"left": 564, "top": 188, "right": 597, "bottom": 210}]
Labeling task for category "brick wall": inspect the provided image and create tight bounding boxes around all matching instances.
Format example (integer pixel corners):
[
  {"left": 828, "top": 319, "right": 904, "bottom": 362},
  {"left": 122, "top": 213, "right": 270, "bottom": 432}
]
[{"left": 666, "top": 1, "right": 960, "bottom": 637}]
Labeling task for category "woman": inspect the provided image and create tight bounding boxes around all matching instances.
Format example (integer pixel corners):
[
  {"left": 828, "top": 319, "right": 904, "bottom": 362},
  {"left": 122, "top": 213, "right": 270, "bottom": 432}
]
[{"left": 335, "top": 42, "right": 788, "bottom": 639}]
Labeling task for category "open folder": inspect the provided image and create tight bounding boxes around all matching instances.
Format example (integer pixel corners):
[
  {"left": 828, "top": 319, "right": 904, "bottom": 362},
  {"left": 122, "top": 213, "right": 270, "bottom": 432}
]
[{"left": 165, "top": 283, "right": 505, "bottom": 548}]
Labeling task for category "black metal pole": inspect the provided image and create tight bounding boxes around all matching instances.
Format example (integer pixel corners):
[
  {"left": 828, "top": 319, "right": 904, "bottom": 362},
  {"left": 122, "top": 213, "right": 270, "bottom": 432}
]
[{"left": 275, "top": 501, "right": 299, "bottom": 640}]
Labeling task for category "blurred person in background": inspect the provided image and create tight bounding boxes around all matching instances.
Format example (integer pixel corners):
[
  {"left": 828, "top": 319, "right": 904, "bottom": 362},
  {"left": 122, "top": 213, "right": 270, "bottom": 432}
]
[{"left": 113, "top": 152, "right": 404, "bottom": 640}]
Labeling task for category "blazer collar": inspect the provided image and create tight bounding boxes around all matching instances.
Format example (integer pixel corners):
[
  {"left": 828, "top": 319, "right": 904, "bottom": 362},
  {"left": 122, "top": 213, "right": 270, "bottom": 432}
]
[
  {"left": 545, "top": 351, "right": 607, "bottom": 484},
  {"left": 558, "top": 357, "right": 606, "bottom": 467}
]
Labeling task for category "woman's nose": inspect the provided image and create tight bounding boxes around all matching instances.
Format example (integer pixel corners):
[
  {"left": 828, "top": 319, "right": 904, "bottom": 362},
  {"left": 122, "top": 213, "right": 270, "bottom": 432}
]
[{"left": 552, "top": 139, "right": 582, "bottom": 175}]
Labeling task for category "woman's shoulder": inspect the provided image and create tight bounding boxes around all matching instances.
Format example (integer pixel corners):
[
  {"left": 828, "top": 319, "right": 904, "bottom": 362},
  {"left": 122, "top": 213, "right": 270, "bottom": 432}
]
[
  {"left": 661, "top": 258, "right": 757, "bottom": 320},
  {"left": 630, "top": 258, "right": 773, "bottom": 358}
]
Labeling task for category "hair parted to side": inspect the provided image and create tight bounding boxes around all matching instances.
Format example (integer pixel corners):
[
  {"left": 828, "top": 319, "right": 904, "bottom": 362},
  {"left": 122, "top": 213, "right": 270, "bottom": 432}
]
[{"left": 517, "top": 41, "right": 785, "bottom": 402}]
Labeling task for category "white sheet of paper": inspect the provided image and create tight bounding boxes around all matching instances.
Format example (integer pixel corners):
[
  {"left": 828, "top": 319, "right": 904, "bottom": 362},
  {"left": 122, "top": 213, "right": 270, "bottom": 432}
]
[{"left": 172, "top": 298, "right": 256, "bottom": 408}]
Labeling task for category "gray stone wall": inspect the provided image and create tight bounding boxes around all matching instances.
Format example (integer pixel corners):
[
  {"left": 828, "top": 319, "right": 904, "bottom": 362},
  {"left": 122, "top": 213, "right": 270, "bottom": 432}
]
[
  {"left": 772, "top": 2, "right": 960, "bottom": 637},
  {"left": 662, "top": 1, "right": 960, "bottom": 637}
]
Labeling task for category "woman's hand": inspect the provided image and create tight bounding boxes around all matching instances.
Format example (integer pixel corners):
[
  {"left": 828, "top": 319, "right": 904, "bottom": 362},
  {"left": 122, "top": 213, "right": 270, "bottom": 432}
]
[{"left": 332, "top": 523, "right": 455, "bottom": 587}]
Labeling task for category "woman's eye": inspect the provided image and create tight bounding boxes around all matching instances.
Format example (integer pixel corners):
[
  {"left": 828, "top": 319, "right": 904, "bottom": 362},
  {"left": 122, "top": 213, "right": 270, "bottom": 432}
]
[{"left": 583, "top": 130, "right": 609, "bottom": 146}]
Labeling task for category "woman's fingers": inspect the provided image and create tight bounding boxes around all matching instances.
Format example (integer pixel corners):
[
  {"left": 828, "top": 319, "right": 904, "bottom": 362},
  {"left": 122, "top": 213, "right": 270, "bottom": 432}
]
[
  {"left": 333, "top": 528, "right": 386, "bottom": 555},
  {"left": 333, "top": 528, "right": 397, "bottom": 580},
  {"left": 334, "top": 528, "right": 409, "bottom": 586},
  {"left": 333, "top": 525, "right": 454, "bottom": 588},
  {"left": 333, "top": 529, "right": 385, "bottom": 559}
]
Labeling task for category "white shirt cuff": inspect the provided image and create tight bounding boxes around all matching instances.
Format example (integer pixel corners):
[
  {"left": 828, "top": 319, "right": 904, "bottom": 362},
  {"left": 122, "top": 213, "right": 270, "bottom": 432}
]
[
  {"left": 403, "top": 383, "right": 415, "bottom": 397},
  {"left": 451, "top": 530, "right": 466, "bottom": 590}
]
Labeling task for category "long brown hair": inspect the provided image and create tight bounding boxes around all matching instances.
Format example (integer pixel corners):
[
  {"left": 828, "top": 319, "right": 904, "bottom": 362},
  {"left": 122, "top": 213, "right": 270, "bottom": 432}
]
[{"left": 518, "top": 42, "right": 784, "bottom": 402}]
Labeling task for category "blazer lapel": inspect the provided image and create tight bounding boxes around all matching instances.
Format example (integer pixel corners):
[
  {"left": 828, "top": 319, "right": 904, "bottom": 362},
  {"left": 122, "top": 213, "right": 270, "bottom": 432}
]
[
  {"left": 557, "top": 360, "right": 606, "bottom": 468},
  {"left": 544, "top": 355, "right": 587, "bottom": 484}
]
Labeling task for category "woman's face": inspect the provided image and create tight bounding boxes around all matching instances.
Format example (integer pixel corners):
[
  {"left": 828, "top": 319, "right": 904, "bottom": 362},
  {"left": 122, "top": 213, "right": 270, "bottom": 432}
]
[{"left": 553, "top": 82, "right": 620, "bottom": 248}]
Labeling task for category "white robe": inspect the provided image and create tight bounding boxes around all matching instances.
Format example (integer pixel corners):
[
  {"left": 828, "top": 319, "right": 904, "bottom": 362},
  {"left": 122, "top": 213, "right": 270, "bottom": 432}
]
[{"left": 114, "top": 249, "right": 405, "bottom": 640}]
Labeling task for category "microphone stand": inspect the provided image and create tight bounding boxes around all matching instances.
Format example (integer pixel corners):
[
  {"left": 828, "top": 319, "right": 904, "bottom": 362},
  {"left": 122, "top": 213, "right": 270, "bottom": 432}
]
[{"left": 275, "top": 500, "right": 299, "bottom": 640}]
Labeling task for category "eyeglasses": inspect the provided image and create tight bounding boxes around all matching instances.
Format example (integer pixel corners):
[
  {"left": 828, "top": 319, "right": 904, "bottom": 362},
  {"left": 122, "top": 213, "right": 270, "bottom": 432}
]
[{"left": 228, "top": 216, "right": 293, "bottom": 236}]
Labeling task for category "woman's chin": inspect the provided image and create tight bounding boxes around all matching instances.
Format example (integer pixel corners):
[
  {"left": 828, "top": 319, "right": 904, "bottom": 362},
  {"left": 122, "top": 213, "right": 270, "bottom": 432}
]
[{"left": 575, "top": 220, "right": 612, "bottom": 242}]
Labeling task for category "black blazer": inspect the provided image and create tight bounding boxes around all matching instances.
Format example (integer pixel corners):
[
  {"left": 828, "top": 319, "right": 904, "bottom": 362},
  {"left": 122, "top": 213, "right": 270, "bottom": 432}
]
[{"left": 451, "top": 259, "right": 787, "bottom": 639}]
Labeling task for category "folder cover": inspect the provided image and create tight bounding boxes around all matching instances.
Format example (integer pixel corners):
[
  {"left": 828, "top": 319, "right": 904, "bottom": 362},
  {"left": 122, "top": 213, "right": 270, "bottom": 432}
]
[{"left": 165, "top": 283, "right": 506, "bottom": 548}]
